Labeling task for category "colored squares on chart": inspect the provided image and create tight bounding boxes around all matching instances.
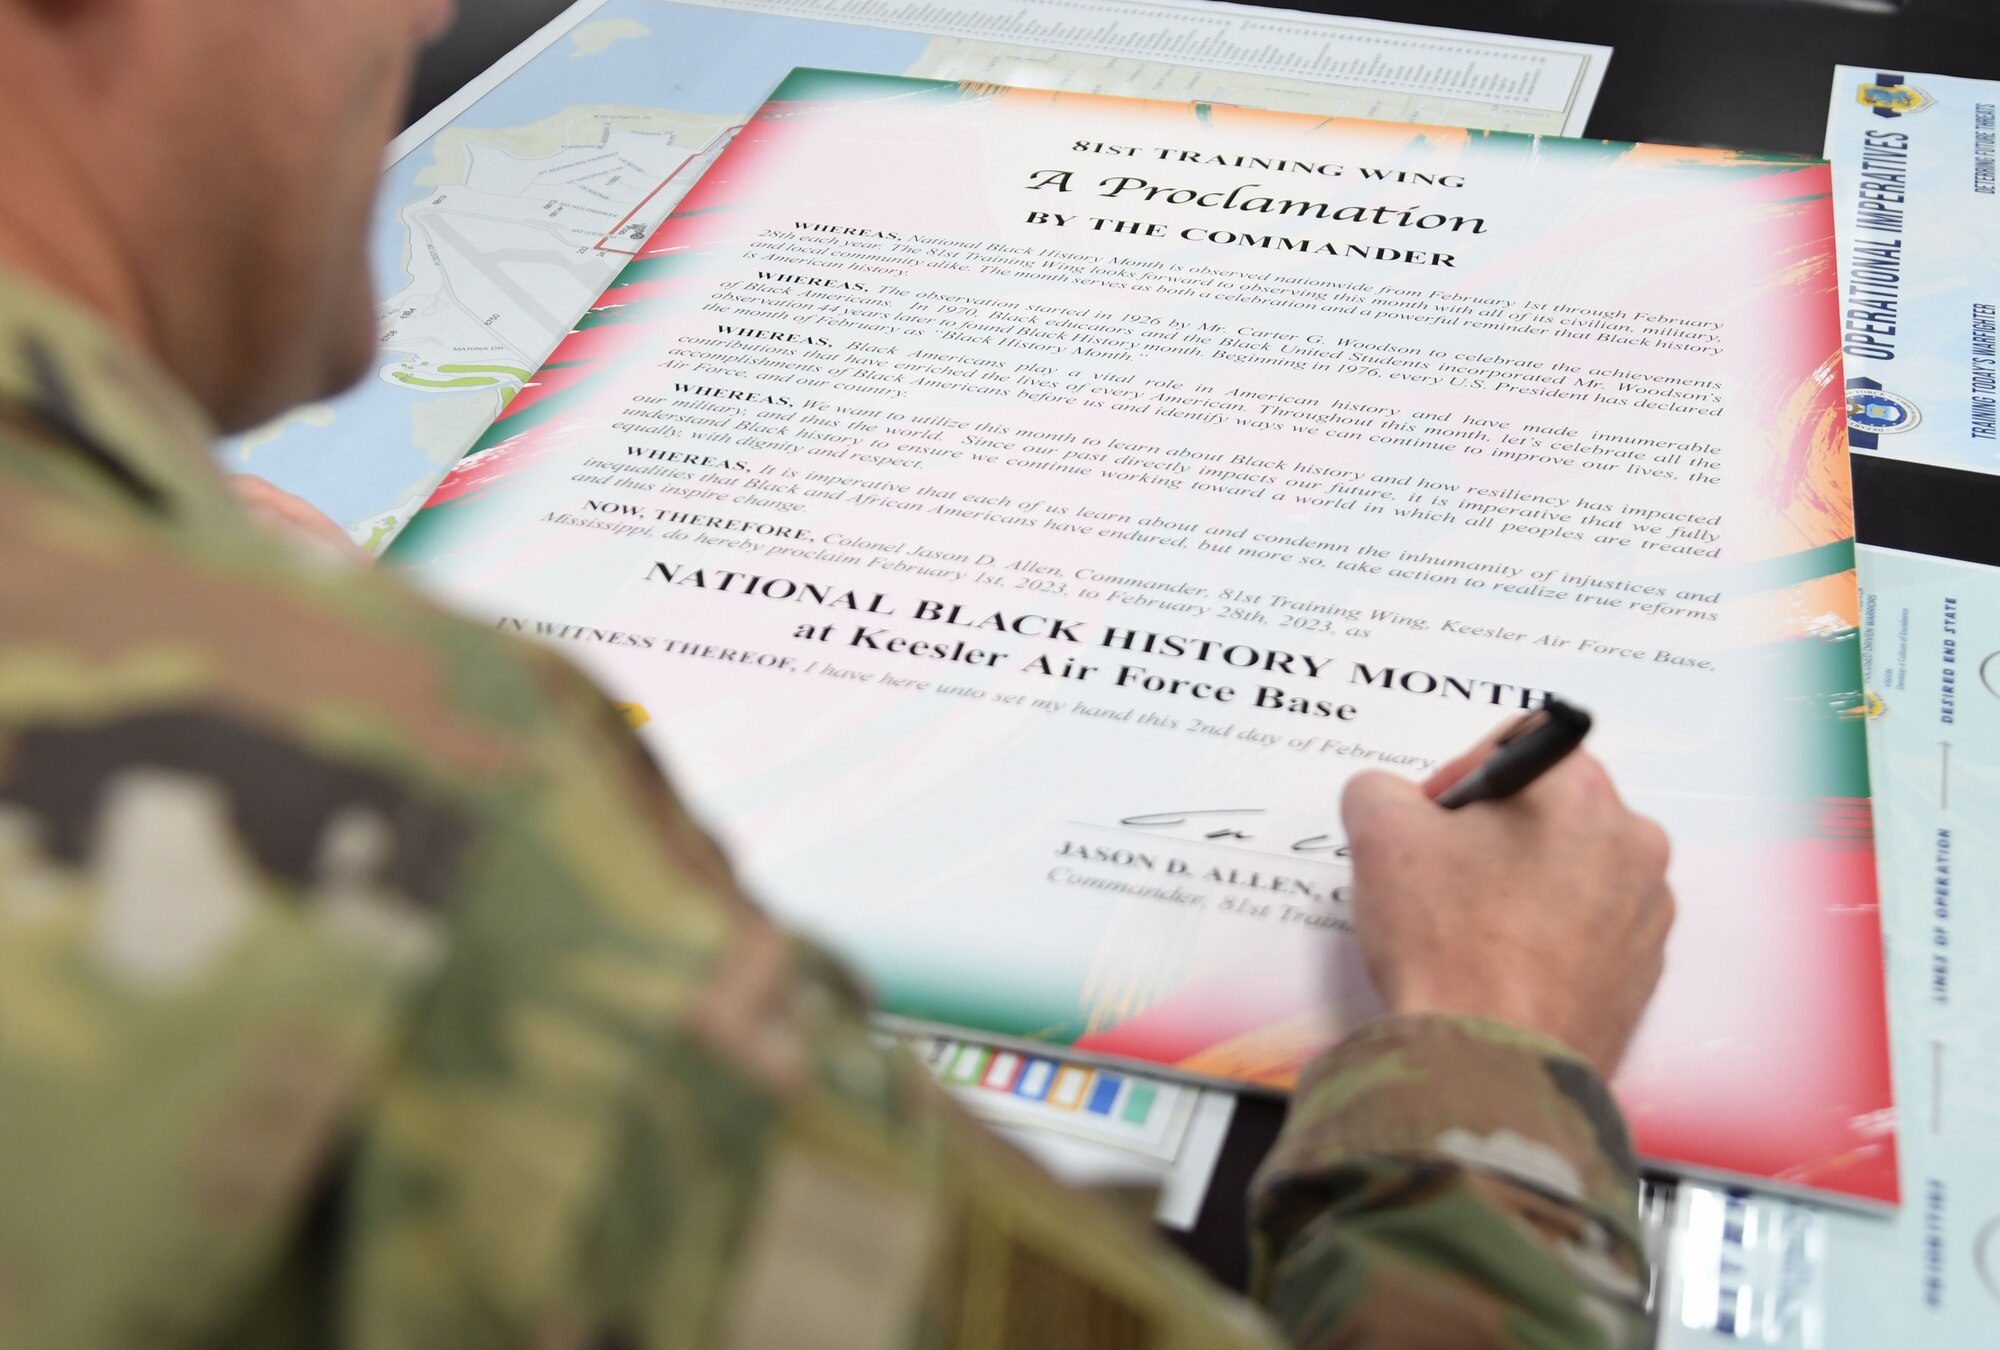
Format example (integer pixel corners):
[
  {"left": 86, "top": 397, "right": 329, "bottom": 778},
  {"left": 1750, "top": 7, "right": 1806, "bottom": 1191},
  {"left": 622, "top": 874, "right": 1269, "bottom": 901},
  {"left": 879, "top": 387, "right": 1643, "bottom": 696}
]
[
  {"left": 910, "top": 1036, "right": 1191, "bottom": 1164},
  {"left": 1014, "top": 1058, "right": 1057, "bottom": 1101},
  {"left": 944, "top": 1045, "right": 990, "bottom": 1086},
  {"left": 981, "top": 1051, "right": 1024, "bottom": 1092},
  {"left": 1079, "top": 1074, "right": 1158, "bottom": 1124},
  {"left": 1121, "top": 1083, "right": 1157, "bottom": 1125},
  {"left": 1048, "top": 1066, "right": 1092, "bottom": 1109}
]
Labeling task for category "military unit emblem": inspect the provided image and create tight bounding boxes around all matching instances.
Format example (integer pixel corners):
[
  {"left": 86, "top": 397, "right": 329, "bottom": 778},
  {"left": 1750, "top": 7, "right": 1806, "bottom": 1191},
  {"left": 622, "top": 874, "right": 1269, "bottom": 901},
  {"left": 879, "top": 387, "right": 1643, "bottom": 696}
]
[
  {"left": 1846, "top": 386, "right": 1922, "bottom": 435},
  {"left": 1859, "top": 76, "right": 1933, "bottom": 117}
]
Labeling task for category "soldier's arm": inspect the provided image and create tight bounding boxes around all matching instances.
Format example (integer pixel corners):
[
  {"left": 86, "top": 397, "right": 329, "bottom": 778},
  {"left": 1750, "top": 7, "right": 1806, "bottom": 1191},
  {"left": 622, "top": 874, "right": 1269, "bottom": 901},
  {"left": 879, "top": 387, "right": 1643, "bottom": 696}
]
[
  {"left": 339, "top": 662, "right": 1668, "bottom": 1350},
  {"left": 1239, "top": 742, "right": 1674, "bottom": 1349},
  {"left": 1249, "top": 1016, "right": 1650, "bottom": 1348},
  {"left": 0, "top": 456, "right": 1664, "bottom": 1348},
  {"left": 0, "top": 464, "right": 1269, "bottom": 1350}
]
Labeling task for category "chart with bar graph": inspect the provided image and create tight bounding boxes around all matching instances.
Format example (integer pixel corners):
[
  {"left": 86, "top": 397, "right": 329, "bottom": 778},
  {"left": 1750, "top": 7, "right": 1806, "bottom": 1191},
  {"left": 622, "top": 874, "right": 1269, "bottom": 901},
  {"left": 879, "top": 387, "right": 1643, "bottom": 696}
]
[
  {"left": 919, "top": 1036, "right": 1201, "bottom": 1162},
  {"left": 679, "top": 0, "right": 1605, "bottom": 125},
  {"left": 886, "top": 1031, "right": 1234, "bottom": 1228}
]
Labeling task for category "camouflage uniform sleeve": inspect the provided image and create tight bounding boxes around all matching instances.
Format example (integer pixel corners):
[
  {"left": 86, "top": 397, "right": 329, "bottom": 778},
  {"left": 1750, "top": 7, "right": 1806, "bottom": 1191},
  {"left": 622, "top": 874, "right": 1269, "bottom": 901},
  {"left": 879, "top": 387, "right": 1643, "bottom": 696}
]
[
  {"left": 1248, "top": 1014, "right": 1651, "bottom": 1349},
  {"left": 327, "top": 648, "right": 1289, "bottom": 1350}
]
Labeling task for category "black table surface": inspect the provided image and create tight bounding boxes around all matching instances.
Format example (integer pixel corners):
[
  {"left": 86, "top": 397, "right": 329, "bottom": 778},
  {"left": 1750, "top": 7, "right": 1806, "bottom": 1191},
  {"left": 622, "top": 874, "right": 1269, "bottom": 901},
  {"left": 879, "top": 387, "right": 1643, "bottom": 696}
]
[{"left": 406, "top": 0, "right": 2000, "bottom": 1291}]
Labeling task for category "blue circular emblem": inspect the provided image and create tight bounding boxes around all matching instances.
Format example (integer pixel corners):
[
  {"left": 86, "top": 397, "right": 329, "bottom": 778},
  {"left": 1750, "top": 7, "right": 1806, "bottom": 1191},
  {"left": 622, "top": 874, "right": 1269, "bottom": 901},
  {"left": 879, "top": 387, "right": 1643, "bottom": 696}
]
[{"left": 1846, "top": 388, "right": 1921, "bottom": 434}]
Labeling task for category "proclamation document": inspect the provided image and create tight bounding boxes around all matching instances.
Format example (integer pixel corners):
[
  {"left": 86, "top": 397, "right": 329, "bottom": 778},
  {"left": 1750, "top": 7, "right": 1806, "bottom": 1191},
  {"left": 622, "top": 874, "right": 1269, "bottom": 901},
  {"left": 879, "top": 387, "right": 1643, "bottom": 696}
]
[{"left": 390, "top": 71, "right": 1896, "bottom": 1204}]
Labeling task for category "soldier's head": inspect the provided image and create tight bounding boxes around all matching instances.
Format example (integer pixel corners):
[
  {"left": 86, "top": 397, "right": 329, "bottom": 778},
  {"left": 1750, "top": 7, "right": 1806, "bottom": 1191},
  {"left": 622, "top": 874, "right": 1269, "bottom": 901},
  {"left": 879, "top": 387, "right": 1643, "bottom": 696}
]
[{"left": 0, "top": 0, "right": 457, "bottom": 431}]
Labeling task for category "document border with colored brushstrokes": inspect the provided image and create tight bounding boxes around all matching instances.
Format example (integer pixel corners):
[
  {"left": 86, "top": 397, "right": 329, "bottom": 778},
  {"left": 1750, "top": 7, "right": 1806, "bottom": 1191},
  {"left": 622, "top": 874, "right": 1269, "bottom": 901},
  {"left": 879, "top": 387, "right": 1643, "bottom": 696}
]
[{"left": 389, "top": 69, "right": 1895, "bottom": 1205}]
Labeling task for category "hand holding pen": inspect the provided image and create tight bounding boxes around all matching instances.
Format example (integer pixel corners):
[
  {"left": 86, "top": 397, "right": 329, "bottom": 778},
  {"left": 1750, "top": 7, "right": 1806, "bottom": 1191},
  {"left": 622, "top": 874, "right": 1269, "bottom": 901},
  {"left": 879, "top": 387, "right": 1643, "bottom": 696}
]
[
  {"left": 1337, "top": 699, "right": 1676, "bottom": 1078},
  {"left": 1434, "top": 697, "right": 1594, "bottom": 809}
]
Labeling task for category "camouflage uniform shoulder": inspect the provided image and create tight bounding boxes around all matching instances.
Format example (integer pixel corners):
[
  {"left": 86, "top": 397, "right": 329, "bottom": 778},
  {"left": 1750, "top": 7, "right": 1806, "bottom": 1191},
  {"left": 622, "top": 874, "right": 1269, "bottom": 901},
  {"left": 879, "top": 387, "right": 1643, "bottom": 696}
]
[{"left": 0, "top": 264, "right": 750, "bottom": 1341}]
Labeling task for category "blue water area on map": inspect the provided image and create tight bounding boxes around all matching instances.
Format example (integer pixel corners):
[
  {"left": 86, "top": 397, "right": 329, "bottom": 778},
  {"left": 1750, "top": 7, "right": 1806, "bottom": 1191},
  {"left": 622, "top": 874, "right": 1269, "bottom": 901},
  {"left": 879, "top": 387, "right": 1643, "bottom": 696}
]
[{"left": 223, "top": 0, "right": 928, "bottom": 533}]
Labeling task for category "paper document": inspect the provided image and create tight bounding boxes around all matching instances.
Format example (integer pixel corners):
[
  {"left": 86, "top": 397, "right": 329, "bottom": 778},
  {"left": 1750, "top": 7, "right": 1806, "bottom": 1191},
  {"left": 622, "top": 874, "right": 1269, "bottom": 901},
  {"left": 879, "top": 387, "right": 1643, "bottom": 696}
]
[
  {"left": 386, "top": 69, "right": 1892, "bottom": 1204},
  {"left": 1651, "top": 1180, "right": 1830, "bottom": 1349},
  {"left": 1656, "top": 543, "right": 2000, "bottom": 1346},
  {"left": 222, "top": 0, "right": 1606, "bottom": 545},
  {"left": 665, "top": 0, "right": 1608, "bottom": 135},
  {"left": 1826, "top": 66, "right": 2000, "bottom": 477}
]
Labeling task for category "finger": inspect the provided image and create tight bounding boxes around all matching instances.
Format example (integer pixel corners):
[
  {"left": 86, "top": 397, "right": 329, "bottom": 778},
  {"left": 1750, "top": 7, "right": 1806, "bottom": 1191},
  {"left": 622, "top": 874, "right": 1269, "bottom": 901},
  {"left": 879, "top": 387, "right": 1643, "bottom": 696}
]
[
  {"left": 1341, "top": 768, "right": 1432, "bottom": 840},
  {"left": 229, "top": 474, "right": 282, "bottom": 508},
  {"left": 1632, "top": 813, "right": 1672, "bottom": 873},
  {"left": 1422, "top": 713, "right": 1531, "bottom": 800},
  {"left": 1510, "top": 747, "right": 1619, "bottom": 816},
  {"left": 263, "top": 505, "right": 362, "bottom": 554},
  {"left": 230, "top": 476, "right": 362, "bottom": 554}
]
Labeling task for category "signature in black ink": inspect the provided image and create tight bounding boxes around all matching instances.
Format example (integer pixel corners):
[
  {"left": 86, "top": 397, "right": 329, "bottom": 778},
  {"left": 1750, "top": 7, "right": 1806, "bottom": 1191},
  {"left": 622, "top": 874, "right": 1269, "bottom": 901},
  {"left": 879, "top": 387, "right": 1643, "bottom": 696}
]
[{"left": 1118, "top": 808, "right": 1347, "bottom": 857}]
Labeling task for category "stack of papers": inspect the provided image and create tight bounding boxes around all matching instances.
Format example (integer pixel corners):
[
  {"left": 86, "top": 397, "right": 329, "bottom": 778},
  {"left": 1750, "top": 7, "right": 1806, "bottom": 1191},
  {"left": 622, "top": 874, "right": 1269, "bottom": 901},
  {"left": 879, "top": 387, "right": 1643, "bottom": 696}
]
[
  {"left": 1651, "top": 66, "right": 2000, "bottom": 1350},
  {"left": 224, "top": 0, "right": 1607, "bottom": 543}
]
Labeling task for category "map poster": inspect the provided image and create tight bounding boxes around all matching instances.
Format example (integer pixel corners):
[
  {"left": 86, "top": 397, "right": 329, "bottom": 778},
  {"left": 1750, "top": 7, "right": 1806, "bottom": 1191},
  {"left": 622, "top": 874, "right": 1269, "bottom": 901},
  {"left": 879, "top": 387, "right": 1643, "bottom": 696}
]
[
  {"left": 221, "top": 0, "right": 1608, "bottom": 551},
  {"left": 1826, "top": 66, "right": 2000, "bottom": 477},
  {"left": 389, "top": 70, "right": 1895, "bottom": 1204}
]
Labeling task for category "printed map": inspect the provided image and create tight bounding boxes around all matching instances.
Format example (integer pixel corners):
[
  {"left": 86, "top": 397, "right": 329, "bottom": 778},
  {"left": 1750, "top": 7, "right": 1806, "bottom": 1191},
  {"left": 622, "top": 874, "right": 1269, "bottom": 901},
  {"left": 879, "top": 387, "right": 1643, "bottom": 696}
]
[
  {"left": 229, "top": 2, "right": 941, "bottom": 546},
  {"left": 222, "top": 0, "right": 1602, "bottom": 548}
]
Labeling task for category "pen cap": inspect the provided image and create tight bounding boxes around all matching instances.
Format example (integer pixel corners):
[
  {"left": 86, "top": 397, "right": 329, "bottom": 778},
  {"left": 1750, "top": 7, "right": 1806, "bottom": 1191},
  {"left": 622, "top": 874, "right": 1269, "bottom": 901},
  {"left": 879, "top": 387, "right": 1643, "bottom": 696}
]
[
  {"left": 1499, "top": 696, "right": 1591, "bottom": 745},
  {"left": 1482, "top": 697, "right": 1593, "bottom": 797}
]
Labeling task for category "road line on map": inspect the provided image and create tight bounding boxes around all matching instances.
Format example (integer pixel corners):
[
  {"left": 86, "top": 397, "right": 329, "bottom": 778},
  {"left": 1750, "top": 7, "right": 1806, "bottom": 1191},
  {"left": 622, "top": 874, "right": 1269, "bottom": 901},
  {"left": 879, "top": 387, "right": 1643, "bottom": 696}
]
[{"left": 593, "top": 127, "right": 747, "bottom": 256}]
